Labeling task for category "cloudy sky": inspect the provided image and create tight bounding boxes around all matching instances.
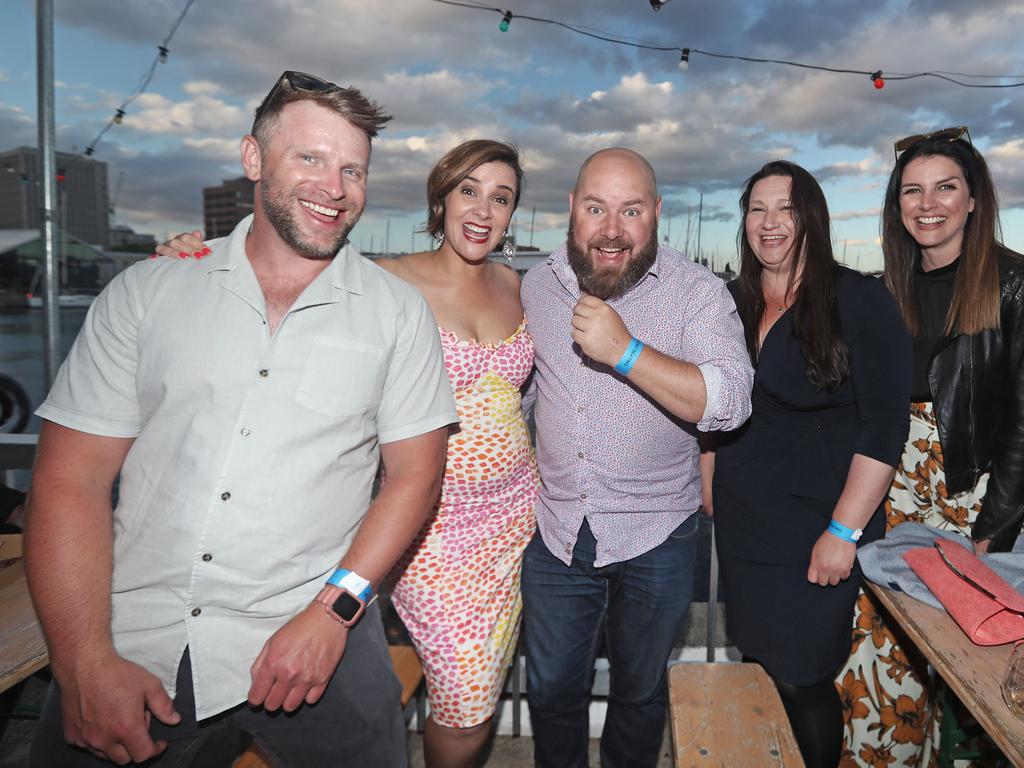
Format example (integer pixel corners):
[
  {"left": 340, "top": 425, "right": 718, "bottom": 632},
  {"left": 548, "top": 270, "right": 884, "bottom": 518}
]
[{"left": 2, "top": 0, "right": 1023, "bottom": 271}]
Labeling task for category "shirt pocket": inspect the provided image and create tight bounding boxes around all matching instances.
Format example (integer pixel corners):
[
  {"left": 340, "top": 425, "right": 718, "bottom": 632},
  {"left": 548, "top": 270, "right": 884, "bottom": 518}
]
[{"left": 295, "top": 337, "right": 386, "bottom": 417}]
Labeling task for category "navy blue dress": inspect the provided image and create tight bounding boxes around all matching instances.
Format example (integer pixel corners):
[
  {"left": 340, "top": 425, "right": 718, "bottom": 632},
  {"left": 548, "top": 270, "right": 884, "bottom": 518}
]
[{"left": 713, "top": 267, "right": 911, "bottom": 685}]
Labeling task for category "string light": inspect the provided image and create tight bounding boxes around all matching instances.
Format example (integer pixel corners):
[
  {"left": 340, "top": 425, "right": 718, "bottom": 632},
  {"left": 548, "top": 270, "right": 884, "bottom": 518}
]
[
  {"left": 499, "top": 10, "right": 512, "bottom": 32},
  {"left": 429, "top": 0, "right": 1024, "bottom": 89},
  {"left": 80, "top": 0, "right": 197, "bottom": 159},
  {"left": 678, "top": 49, "right": 689, "bottom": 71},
  {"left": 649, "top": 0, "right": 672, "bottom": 10}
]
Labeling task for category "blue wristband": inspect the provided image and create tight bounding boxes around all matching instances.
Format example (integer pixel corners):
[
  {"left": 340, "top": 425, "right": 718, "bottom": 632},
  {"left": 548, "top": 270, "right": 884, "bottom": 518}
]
[
  {"left": 326, "top": 568, "right": 373, "bottom": 601},
  {"left": 827, "top": 520, "right": 862, "bottom": 543},
  {"left": 614, "top": 338, "right": 644, "bottom": 375}
]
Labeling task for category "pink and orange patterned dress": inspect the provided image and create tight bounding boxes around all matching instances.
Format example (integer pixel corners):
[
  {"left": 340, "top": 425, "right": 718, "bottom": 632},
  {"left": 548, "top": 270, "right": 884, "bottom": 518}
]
[{"left": 390, "top": 319, "right": 538, "bottom": 728}]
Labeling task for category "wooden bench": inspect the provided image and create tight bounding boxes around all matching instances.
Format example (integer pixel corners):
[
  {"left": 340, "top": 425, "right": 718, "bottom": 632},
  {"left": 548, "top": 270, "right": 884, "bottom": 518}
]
[
  {"left": 664, "top": 521, "right": 804, "bottom": 767},
  {"left": 233, "top": 644, "right": 423, "bottom": 768},
  {"left": 668, "top": 662, "right": 804, "bottom": 767}
]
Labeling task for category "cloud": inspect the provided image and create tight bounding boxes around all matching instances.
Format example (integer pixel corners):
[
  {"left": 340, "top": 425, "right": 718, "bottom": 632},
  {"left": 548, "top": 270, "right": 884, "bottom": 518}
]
[
  {"left": 121, "top": 91, "right": 248, "bottom": 137},
  {"left": 987, "top": 138, "right": 1024, "bottom": 210},
  {"left": 183, "top": 80, "right": 223, "bottom": 96},
  {"left": 813, "top": 159, "right": 875, "bottom": 183},
  {"left": 832, "top": 208, "right": 880, "bottom": 222},
  {"left": 16, "top": 0, "right": 1020, "bottom": 256}
]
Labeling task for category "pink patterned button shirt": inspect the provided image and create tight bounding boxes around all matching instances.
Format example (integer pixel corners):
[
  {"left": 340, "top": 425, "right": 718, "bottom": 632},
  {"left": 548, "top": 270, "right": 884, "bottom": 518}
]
[{"left": 521, "top": 244, "right": 752, "bottom": 566}]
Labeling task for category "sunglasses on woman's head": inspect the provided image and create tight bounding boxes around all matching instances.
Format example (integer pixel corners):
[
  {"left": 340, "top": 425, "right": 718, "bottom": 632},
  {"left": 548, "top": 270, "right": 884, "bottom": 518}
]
[
  {"left": 254, "top": 70, "right": 341, "bottom": 122},
  {"left": 894, "top": 126, "right": 972, "bottom": 160}
]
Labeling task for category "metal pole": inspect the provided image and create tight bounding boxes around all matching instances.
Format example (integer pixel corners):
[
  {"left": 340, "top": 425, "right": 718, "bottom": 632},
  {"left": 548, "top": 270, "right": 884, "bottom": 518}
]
[
  {"left": 696, "top": 192, "right": 704, "bottom": 266},
  {"left": 529, "top": 207, "right": 535, "bottom": 248},
  {"left": 37, "top": 0, "right": 61, "bottom": 387}
]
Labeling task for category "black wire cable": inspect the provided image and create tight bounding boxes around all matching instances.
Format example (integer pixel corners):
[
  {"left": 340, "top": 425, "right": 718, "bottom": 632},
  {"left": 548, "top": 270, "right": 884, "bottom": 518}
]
[
  {"left": 430, "top": 0, "right": 1024, "bottom": 88},
  {"left": 82, "top": 0, "right": 198, "bottom": 158}
]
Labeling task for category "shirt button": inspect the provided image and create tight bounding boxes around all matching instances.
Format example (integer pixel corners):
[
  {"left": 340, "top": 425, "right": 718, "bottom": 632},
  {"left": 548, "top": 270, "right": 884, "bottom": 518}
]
[
  {"left": 816, "top": 424, "right": 822, "bottom": 430},
  {"left": 258, "top": 368, "right": 269, "bottom": 378},
  {"left": 565, "top": 545, "right": 572, "bottom": 555},
  {"left": 191, "top": 608, "right": 202, "bottom": 617},
  {"left": 580, "top": 493, "right": 587, "bottom": 500},
  {"left": 577, "top": 405, "right": 584, "bottom": 413},
  {"left": 578, "top": 451, "right": 584, "bottom": 459},
  {"left": 220, "top": 491, "right": 231, "bottom": 501},
  {"left": 202, "top": 553, "right": 213, "bottom": 562},
  {"left": 240, "top": 427, "right": 251, "bottom": 436}
]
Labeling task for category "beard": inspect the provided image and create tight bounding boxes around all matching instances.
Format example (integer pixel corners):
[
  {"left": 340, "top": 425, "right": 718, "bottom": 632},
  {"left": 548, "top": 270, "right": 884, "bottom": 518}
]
[
  {"left": 259, "top": 171, "right": 361, "bottom": 261},
  {"left": 566, "top": 220, "right": 658, "bottom": 300}
]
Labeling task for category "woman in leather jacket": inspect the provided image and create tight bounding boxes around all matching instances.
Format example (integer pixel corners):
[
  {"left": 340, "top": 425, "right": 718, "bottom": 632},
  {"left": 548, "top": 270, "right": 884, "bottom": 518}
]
[
  {"left": 882, "top": 128, "right": 1024, "bottom": 553},
  {"left": 839, "top": 128, "right": 1023, "bottom": 767}
]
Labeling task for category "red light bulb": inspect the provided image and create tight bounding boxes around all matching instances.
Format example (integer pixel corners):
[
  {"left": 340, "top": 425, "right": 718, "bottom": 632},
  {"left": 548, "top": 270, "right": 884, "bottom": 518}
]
[{"left": 873, "top": 77, "right": 885, "bottom": 89}]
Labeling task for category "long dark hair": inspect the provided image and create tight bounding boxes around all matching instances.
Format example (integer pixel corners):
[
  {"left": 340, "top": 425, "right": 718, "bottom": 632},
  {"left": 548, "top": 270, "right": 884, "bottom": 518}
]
[
  {"left": 736, "top": 160, "right": 848, "bottom": 391},
  {"left": 882, "top": 136, "right": 1001, "bottom": 336}
]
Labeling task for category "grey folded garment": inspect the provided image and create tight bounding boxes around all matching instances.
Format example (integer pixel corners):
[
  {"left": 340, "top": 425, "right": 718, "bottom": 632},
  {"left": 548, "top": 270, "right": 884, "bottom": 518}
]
[{"left": 857, "top": 522, "right": 1024, "bottom": 609}]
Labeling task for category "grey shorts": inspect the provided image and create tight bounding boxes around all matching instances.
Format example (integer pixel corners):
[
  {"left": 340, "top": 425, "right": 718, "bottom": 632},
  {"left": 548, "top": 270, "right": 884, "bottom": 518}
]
[{"left": 31, "top": 603, "right": 407, "bottom": 767}]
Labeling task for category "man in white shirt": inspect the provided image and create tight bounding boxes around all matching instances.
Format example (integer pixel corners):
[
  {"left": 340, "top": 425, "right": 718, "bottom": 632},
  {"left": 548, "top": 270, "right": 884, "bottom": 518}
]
[{"left": 25, "top": 71, "right": 456, "bottom": 767}]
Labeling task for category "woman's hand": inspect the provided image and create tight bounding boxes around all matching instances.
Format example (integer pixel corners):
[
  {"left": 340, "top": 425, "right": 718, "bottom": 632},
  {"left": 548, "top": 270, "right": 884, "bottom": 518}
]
[
  {"left": 153, "top": 230, "right": 208, "bottom": 260},
  {"left": 973, "top": 538, "right": 991, "bottom": 555},
  {"left": 806, "top": 531, "right": 856, "bottom": 586}
]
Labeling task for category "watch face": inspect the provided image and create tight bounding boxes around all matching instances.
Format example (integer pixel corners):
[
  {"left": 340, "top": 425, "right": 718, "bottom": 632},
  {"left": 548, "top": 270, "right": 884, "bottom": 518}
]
[{"left": 332, "top": 591, "right": 363, "bottom": 622}]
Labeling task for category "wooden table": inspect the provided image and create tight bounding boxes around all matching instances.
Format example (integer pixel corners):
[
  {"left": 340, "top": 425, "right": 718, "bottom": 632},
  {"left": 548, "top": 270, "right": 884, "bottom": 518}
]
[
  {"left": 867, "top": 581, "right": 1024, "bottom": 766},
  {"left": 0, "top": 559, "right": 49, "bottom": 694}
]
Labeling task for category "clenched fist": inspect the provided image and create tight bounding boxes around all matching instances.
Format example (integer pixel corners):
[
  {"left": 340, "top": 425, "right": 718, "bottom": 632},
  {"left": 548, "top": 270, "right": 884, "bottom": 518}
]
[{"left": 572, "top": 295, "right": 634, "bottom": 369}]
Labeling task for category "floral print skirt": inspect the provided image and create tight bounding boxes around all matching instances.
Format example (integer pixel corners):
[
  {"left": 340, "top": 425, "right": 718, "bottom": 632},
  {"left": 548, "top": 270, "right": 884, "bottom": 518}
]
[{"left": 836, "top": 402, "right": 989, "bottom": 768}]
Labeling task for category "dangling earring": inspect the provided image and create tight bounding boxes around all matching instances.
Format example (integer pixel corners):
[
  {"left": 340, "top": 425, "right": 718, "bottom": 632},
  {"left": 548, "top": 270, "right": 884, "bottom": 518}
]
[
  {"left": 502, "top": 233, "right": 515, "bottom": 264},
  {"left": 434, "top": 231, "right": 445, "bottom": 247}
]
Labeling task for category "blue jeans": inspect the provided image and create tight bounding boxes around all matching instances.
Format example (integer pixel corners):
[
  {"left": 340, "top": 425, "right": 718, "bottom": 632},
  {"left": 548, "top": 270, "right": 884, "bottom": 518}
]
[{"left": 521, "top": 515, "right": 698, "bottom": 768}]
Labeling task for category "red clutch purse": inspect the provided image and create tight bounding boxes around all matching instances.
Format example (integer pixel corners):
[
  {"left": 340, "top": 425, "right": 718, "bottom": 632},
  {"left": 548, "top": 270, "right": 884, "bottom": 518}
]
[{"left": 904, "top": 539, "right": 1024, "bottom": 646}]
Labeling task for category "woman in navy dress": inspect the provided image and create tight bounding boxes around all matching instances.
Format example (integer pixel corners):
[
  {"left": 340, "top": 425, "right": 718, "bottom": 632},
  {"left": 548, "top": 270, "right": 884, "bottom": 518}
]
[{"left": 703, "top": 161, "right": 911, "bottom": 768}]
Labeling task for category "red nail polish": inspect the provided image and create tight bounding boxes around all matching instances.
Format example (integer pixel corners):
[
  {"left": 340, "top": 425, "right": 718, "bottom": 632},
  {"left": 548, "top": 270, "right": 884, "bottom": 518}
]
[
  {"left": 178, "top": 252, "right": 188, "bottom": 259},
  {"left": 149, "top": 254, "right": 158, "bottom": 259},
  {"left": 202, "top": 247, "right": 211, "bottom": 255},
  {"left": 193, "top": 251, "right": 203, "bottom": 258}
]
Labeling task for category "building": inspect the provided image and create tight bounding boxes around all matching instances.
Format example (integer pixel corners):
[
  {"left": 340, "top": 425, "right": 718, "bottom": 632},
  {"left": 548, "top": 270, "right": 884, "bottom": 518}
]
[
  {"left": 0, "top": 229, "right": 115, "bottom": 307},
  {"left": 203, "top": 176, "right": 254, "bottom": 238},
  {"left": 0, "top": 147, "right": 110, "bottom": 248},
  {"left": 109, "top": 224, "right": 158, "bottom": 253}
]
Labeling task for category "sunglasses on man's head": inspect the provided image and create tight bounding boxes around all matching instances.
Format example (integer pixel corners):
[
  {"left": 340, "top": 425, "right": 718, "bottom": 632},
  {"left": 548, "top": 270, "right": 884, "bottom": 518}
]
[
  {"left": 893, "top": 126, "right": 972, "bottom": 160},
  {"left": 254, "top": 70, "right": 340, "bottom": 122}
]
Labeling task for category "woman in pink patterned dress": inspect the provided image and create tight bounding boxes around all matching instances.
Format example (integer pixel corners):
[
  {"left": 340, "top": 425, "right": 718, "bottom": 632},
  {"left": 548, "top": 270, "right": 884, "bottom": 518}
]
[{"left": 380, "top": 140, "right": 538, "bottom": 768}]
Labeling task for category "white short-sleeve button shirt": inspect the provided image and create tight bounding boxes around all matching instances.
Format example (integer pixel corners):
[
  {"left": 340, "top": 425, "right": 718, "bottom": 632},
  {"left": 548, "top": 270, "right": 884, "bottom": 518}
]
[{"left": 37, "top": 216, "right": 457, "bottom": 718}]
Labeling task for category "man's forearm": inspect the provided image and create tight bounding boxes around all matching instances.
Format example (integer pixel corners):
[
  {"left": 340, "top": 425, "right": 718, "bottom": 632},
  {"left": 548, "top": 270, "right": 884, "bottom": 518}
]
[
  {"left": 24, "top": 424, "right": 131, "bottom": 682},
  {"left": 625, "top": 345, "right": 707, "bottom": 423}
]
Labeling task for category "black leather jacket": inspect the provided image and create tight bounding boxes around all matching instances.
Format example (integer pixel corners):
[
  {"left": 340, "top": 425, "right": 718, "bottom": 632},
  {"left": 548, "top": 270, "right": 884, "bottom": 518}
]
[{"left": 929, "top": 247, "right": 1024, "bottom": 551}]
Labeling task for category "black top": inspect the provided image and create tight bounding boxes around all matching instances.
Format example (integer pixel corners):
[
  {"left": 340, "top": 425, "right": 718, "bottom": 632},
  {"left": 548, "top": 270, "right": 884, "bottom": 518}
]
[
  {"left": 911, "top": 258, "right": 958, "bottom": 401},
  {"left": 711, "top": 266, "right": 913, "bottom": 684},
  {"left": 714, "top": 266, "right": 912, "bottom": 562}
]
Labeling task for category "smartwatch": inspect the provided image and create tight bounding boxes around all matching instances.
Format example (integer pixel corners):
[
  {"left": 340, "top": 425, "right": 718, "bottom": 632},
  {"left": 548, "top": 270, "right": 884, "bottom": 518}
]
[{"left": 315, "top": 568, "right": 372, "bottom": 628}]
